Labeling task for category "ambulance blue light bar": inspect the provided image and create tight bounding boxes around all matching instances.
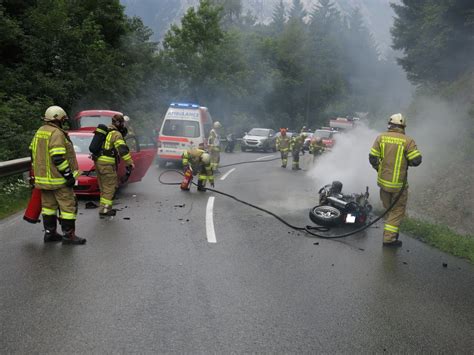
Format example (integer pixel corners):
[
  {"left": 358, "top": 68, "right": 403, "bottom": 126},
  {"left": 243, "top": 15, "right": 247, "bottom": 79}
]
[{"left": 170, "top": 102, "right": 200, "bottom": 109}]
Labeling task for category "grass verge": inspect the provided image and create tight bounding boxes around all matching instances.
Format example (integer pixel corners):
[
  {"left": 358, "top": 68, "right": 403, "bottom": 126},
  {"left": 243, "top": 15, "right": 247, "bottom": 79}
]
[
  {"left": 0, "top": 177, "right": 31, "bottom": 220},
  {"left": 401, "top": 217, "right": 474, "bottom": 263}
]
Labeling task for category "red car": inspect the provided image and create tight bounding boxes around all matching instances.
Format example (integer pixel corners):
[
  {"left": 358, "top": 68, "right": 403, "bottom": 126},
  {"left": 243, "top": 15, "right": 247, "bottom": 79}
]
[
  {"left": 68, "top": 128, "right": 156, "bottom": 197},
  {"left": 72, "top": 110, "right": 123, "bottom": 128}
]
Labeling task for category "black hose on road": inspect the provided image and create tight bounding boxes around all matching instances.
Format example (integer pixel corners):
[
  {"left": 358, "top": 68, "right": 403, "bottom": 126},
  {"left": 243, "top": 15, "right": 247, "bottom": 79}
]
[{"left": 157, "top": 158, "right": 406, "bottom": 240}]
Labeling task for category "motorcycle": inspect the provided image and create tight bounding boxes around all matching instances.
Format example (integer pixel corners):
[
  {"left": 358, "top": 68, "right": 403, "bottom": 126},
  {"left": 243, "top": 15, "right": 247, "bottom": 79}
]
[
  {"left": 224, "top": 133, "right": 236, "bottom": 153},
  {"left": 309, "top": 181, "right": 372, "bottom": 227}
]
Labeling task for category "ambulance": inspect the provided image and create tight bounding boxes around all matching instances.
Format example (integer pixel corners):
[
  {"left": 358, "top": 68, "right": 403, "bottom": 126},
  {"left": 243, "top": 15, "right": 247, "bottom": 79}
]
[{"left": 156, "top": 103, "right": 213, "bottom": 167}]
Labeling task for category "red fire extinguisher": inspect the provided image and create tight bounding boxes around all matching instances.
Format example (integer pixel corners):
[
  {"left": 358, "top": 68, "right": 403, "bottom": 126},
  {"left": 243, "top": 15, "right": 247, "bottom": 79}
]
[
  {"left": 180, "top": 166, "right": 194, "bottom": 191},
  {"left": 23, "top": 188, "right": 42, "bottom": 223}
]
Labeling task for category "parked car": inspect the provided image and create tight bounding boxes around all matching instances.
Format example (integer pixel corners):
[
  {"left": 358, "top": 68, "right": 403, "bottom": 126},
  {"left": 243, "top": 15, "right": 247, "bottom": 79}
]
[
  {"left": 314, "top": 129, "right": 337, "bottom": 148},
  {"left": 68, "top": 128, "right": 156, "bottom": 196},
  {"left": 241, "top": 128, "right": 277, "bottom": 152}
]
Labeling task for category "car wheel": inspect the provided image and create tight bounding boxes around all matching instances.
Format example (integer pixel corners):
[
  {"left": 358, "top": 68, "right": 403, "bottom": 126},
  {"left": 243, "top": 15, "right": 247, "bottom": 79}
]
[{"left": 309, "top": 205, "right": 342, "bottom": 226}]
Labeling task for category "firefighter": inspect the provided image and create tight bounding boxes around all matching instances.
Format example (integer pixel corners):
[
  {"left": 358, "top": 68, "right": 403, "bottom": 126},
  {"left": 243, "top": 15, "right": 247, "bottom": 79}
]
[
  {"left": 291, "top": 133, "right": 306, "bottom": 170},
  {"left": 208, "top": 121, "right": 221, "bottom": 172},
  {"left": 369, "top": 113, "right": 422, "bottom": 247},
  {"left": 276, "top": 128, "right": 291, "bottom": 168},
  {"left": 181, "top": 147, "right": 214, "bottom": 191},
  {"left": 95, "top": 114, "right": 134, "bottom": 217},
  {"left": 309, "top": 136, "right": 325, "bottom": 163},
  {"left": 29, "top": 106, "right": 86, "bottom": 244}
]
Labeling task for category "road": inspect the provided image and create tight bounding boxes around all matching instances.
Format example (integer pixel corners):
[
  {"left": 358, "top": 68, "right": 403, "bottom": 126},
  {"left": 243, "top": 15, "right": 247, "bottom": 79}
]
[{"left": 1, "top": 152, "right": 473, "bottom": 352}]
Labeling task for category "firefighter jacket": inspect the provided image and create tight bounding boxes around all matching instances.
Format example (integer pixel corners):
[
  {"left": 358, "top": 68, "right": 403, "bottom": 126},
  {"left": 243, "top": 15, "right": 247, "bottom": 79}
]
[
  {"left": 97, "top": 125, "right": 133, "bottom": 166},
  {"left": 369, "top": 127, "right": 422, "bottom": 192},
  {"left": 290, "top": 135, "right": 305, "bottom": 153},
  {"left": 309, "top": 139, "right": 325, "bottom": 155},
  {"left": 182, "top": 148, "right": 214, "bottom": 183},
  {"left": 276, "top": 135, "right": 291, "bottom": 152},
  {"left": 29, "top": 123, "right": 80, "bottom": 190},
  {"left": 208, "top": 128, "right": 220, "bottom": 152}
]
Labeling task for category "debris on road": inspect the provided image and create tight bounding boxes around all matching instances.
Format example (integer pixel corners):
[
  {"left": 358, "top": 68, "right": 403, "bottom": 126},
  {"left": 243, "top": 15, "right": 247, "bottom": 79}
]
[
  {"left": 443, "top": 263, "right": 448, "bottom": 268},
  {"left": 85, "top": 201, "right": 99, "bottom": 209},
  {"left": 123, "top": 217, "right": 131, "bottom": 220},
  {"left": 174, "top": 203, "right": 186, "bottom": 208}
]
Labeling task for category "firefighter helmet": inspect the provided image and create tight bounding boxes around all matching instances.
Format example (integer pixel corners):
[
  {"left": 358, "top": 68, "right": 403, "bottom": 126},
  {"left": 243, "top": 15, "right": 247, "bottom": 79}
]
[
  {"left": 213, "top": 121, "right": 222, "bottom": 129},
  {"left": 201, "top": 153, "right": 211, "bottom": 165},
  {"left": 388, "top": 113, "right": 406, "bottom": 127},
  {"left": 112, "top": 114, "right": 125, "bottom": 124},
  {"left": 44, "top": 106, "right": 67, "bottom": 122},
  {"left": 123, "top": 115, "right": 130, "bottom": 122}
]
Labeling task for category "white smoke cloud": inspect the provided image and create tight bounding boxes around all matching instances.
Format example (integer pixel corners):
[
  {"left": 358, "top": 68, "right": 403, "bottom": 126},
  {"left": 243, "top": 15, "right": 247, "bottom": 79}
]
[{"left": 307, "top": 122, "right": 380, "bottom": 203}]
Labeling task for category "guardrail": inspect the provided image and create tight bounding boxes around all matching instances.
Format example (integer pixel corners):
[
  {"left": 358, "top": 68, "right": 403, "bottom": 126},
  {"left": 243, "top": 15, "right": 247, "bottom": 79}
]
[{"left": 0, "top": 157, "right": 31, "bottom": 178}]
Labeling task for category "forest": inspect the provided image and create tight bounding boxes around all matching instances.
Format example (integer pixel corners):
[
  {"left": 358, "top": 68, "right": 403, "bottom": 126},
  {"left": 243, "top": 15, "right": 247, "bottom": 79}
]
[{"left": 1, "top": 0, "right": 473, "bottom": 161}]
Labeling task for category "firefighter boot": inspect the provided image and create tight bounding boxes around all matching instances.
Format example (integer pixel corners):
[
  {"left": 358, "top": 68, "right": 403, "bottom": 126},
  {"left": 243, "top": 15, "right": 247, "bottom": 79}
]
[
  {"left": 383, "top": 233, "right": 402, "bottom": 247},
  {"left": 61, "top": 220, "right": 86, "bottom": 245},
  {"left": 197, "top": 179, "right": 206, "bottom": 192},
  {"left": 99, "top": 206, "right": 117, "bottom": 218},
  {"left": 43, "top": 215, "right": 63, "bottom": 243}
]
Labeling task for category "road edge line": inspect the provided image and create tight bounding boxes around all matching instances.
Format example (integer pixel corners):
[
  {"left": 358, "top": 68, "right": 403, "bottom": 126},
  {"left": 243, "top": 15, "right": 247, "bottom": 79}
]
[{"left": 220, "top": 168, "right": 236, "bottom": 181}]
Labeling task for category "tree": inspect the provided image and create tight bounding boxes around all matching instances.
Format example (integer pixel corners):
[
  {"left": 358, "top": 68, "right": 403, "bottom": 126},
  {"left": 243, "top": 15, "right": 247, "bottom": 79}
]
[
  {"left": 391, "top": 0, "right": 474, "bottom": 84},
  {"left": 288, "top": 0, "right": 306, "bottom": 23},
  {"left": 270, "top": 0, "right": 286, "bottom": 34}
]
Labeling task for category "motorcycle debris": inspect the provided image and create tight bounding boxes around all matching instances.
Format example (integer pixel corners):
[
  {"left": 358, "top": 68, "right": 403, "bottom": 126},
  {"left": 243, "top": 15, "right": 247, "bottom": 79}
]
[
  {"left": 174, "top": 204, "right": 186, "bottom": 208},
  {"left": 442, "top": 262, "right": 448, "bottom": 268},
  {"left": 313, "top": 242, "right": 319, "bottom": 245},
  {"left": 85, "top": 201, "right": 99, "bottom": 209},
  {"left": 123, "top": 217, "right": 131, "bottom": 220}
]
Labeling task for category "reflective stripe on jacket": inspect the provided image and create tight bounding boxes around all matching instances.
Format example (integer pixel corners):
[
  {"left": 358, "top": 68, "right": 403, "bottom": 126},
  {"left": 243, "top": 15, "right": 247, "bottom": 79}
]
[
  {"left": 29, "top": 123, "right": 79, "bottom": 190},
  {"left": 290, "top": 135, "right": 305, "bottom": 152},
  {"left": 370, "top": 127, "right": 421, "bottom": 192},
  {"left": 276, "top": 136, "right": 291, "bottom": 151},
  {"left": 182, "top": 148, "right": 214, "bottom": 181},
  {"left": 97, "top": 126, "right": 133, "bottom": 165}
]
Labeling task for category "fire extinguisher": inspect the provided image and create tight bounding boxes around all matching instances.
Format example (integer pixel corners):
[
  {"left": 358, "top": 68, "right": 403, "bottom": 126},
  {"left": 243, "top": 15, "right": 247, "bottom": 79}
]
[
  {"left": 23, "top": 188, "right": 42, "bottom": 223},
  {"left": 180, "top": 166, "right": 193, "bottom": 191}
]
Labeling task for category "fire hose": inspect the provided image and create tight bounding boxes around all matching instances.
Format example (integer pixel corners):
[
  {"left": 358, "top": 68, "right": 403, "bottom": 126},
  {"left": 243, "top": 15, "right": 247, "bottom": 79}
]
[{"left": 158, "top": 158, "right": 407, "bottom": 240}]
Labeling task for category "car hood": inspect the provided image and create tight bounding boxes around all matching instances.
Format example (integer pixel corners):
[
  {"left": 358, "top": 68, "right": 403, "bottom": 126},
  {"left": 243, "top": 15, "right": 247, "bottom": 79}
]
[
  {"left": 244, "top": 135, "right": 267, "bottom": 140},
  {"left": 76, "top": 154, "right": 95, "bottom": 172}
]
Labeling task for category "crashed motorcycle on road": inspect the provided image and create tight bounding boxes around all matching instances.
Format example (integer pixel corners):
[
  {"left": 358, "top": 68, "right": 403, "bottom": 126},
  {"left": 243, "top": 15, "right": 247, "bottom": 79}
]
[{"left": 309, "top": 181, "right": 372, "bottom": 227}]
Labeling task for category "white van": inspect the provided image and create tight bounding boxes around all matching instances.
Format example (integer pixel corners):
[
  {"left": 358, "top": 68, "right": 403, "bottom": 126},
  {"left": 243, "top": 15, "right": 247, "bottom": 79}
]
[{"left": 157, "top": 102, "right": 213, "bottom": 167}]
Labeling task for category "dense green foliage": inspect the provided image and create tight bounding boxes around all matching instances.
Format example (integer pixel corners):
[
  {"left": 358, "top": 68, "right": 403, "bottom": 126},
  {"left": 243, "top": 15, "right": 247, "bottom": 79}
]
[
  {"left": 391, "top": 0, "right": 474, "bottom": 84},
  {"left": 0, "top": 0, "right": 159, "bottom": 160}
]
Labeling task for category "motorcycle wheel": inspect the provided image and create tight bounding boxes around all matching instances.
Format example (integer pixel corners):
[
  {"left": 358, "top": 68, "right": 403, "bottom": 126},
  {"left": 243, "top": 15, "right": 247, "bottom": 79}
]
[{"left": 309, "top": 205, "right": 342, "bottom": 226}]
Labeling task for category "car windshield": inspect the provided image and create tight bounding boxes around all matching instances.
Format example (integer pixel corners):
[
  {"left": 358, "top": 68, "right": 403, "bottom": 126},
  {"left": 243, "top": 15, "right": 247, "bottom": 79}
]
[
  {"left": 69, "top": 134, "right": 93, "bottom": 154},
  {"left": 248, "top": 129, "right": 269, "bottom": 136},
  {"left": 162, "top": 119, "right": 200, "bottom": 138},
  {"left": 315, "top": 131, "right": 332, "bottom": 138},
  {"left": 79, "top": 115, "right": 112, "bottom": 127}
]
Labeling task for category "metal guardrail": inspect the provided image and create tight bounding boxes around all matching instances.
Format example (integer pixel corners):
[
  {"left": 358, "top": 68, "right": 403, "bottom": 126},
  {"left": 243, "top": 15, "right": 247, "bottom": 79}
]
[{"left": 0, "top": 157, "right": 31, "bottom": 178}]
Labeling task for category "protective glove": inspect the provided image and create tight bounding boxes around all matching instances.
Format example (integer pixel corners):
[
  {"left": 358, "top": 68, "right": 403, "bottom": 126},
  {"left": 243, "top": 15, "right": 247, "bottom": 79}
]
[{"left": 62, "top": 168, "right": 75, "bottom": 187}]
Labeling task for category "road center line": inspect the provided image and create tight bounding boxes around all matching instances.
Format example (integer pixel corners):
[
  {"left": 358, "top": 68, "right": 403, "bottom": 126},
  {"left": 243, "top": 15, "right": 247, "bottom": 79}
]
[
  {"left": 220, "top": 168, "right": 236, "bottom": 181},
  {"left": 206, "top": 196, "right": 217, "bottom": 243},
  {"left": 256, "top": 155, "right": 275, "bottom": 161}
]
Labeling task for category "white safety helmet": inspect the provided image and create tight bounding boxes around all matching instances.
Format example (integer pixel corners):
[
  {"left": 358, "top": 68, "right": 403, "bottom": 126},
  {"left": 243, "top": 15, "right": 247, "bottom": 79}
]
[
  {"left": 201, "top": 153, "right": 211, "bottom": 165},
  {"left": 388, "top": 113, "right": 406, "bottom": 127},
  {"left": 44, "top": 105, "right": 68, "bottom": 122},
  {"left": 213, "top": 121, "right": 222, "bottom": 129},
  {"left": 123, "top": 115, "right": 130, "bottom": 122}
]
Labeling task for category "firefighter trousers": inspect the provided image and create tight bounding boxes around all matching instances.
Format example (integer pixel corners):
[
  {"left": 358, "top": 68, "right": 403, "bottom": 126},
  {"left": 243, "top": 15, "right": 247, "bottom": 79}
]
[
  {"left": 41, "top": 187, "right": 77, "bottom": 221},
  {"left": 280, "top": 150, "right": 288, "bottom": 167},
  {"left": 380, "top": 188, "right": 408, "bottom": 243},
  {"left": 292, "top": 151, "right": 300, "bottom": 169},
  {"left": 96, "top": 162, "right": 118, "bottom": 213},
  {"left": 210, "top": 147, "right": 220, "bottom": 170}
]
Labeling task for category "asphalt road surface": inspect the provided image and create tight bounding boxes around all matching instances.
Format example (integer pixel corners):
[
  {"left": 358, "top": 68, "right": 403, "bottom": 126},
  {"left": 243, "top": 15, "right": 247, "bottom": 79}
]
[{"left": 1, "top": 152, "right": 473, "bottom": 352}]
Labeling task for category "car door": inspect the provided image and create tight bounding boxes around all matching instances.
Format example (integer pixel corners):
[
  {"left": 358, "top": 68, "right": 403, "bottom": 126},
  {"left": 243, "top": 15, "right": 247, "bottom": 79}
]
[{"left": 127, "top": 135, "right": 157, "bottom": 183}]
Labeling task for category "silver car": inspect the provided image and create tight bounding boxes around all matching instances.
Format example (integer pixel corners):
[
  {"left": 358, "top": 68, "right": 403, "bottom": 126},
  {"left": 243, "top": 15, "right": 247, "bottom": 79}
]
[{"left": 241, "top": 128, "right": 277, "bottom": 152}]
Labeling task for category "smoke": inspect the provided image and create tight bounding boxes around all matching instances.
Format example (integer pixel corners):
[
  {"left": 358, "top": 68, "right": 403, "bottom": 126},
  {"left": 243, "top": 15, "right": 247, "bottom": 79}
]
[{"left": 307, "top": 122, "right": 380, "bottom": 203}]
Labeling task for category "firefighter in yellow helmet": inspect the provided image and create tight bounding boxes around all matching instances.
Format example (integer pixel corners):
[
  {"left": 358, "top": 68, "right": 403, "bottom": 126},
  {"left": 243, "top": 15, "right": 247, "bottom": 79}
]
[
  {"left": 276, "top": 128, "right": 291, "bottom": 168},
  {"left": 95, "top": 114, "right": 134, "bottom": 217},
  {"left": 208, "top": 121, "right": 221, "bottom": 172},
  {"left": 29, "top": 106, "right": 86, "bottom": 244},
  {"left": 181, "top": 147, "right": 214, "bottom": 191},
  {"left": 309, "top": 136, "right": 325, "bottom": 163},
  {"left": 290, "top": 133, "right": 306, "bottom": 170},
  {"left": 369, "top": 113, "right": 422, "bottom": 247}
]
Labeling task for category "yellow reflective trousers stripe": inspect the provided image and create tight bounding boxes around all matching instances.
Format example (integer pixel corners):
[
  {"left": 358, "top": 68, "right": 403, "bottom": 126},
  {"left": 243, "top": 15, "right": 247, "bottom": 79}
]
[
  {"left": 100, "top": 197, "right": 113, "bottom": 206},
  {"left": 384, "top": 224, "right": 399, "bottom": 233},
  {"left": 60, "top": 211, "right": 76, "bottom": 220},
  {"left": 41, "top": 207, "right": 57, "bottom": 216}
]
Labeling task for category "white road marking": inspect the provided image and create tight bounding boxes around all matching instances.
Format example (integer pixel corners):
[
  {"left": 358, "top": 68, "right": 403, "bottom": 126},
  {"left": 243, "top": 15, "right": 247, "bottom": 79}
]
[
  {"left": 206, "top": 197, "right": 217, "bottom": 243},
  {"left": 256, "top": 155, "right": 275, "bottom": 161},
  {"left": 220, "top": 168, "right": 236, "bottom": 181}
]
